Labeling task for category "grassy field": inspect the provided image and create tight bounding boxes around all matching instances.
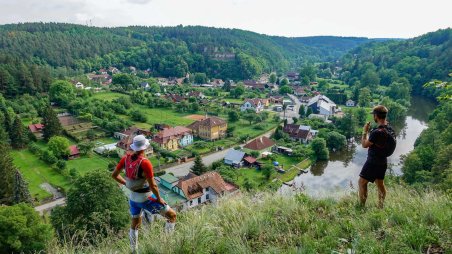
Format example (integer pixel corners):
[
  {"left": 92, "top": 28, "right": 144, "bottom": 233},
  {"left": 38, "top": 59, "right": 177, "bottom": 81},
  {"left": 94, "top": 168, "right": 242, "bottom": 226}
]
[
  {"left": 278, "top": 159, "right": 311, "bottom": 182},
  {"left": 12, "top": 149, "right": 71, "bottom": 203},
  {"left": 50, "top": 183, "right": 451, "bottom": 253},
  {"left": 66, "top": 154, "right": 117, "bottom": 175},
  {"left": 13, "top": 147, "right": 117, "bottom": 204},
  {"left": 90, "top": 92, "right": 127, "bottom": 101}
]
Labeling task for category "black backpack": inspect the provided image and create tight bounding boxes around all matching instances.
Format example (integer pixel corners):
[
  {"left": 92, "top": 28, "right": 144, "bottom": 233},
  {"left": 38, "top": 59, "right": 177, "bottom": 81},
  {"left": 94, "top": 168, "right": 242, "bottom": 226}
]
[{"left": 373, "top": 126, "right": 397, "bottom": 157}]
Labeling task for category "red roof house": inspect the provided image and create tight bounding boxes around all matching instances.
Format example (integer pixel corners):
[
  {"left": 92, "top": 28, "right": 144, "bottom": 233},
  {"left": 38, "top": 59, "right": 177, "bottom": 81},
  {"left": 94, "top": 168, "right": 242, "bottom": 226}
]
[{"left": 68, "top": 145, "right": 80, "bottom": 160}]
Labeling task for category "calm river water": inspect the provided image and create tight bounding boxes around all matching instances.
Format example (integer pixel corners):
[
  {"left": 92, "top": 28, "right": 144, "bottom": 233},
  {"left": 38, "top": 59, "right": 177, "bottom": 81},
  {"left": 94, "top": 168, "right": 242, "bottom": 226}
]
[{"left": 279, "top": 96, "right": 436, "bottom": 197}]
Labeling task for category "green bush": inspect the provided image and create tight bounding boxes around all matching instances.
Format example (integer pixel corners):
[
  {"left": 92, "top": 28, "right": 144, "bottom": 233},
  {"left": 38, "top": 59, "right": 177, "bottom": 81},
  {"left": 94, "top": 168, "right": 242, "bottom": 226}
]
[{"left": 0, "top": 204, "right": 53, "bottom": 253}]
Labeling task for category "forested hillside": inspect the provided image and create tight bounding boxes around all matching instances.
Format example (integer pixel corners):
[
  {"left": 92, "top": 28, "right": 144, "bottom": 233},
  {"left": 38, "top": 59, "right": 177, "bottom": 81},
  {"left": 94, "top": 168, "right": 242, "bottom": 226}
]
[
  {"left": 0, "top": 23, "right": 375, "bottom": 87},
  {"left": 339, "top": 28, "right": 452, "bottom": 97}
]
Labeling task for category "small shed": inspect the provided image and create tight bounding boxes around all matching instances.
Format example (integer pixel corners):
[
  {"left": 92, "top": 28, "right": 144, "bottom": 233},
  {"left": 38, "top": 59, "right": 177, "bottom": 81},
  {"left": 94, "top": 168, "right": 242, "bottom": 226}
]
[
  {"left": 224, "top": 149, "right": 245, "bottom": 168},
  {"left": 68, "top": 145, "right": 80, "bottom": 160}
]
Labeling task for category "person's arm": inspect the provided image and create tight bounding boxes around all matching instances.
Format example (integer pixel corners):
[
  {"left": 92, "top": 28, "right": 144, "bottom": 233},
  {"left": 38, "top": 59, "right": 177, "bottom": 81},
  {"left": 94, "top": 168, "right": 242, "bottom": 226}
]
[
  {"left": 147, "top": 176, "right": 166, "bottom": 205},
  {"left": 362, "top": 122, "right": 373, "bottom": 148},
  {"left": 142, "top": 160, "right": 166, "bottom": 205},
  {"left": 112, "top": 157, "right": 126, "bottom": 186}
]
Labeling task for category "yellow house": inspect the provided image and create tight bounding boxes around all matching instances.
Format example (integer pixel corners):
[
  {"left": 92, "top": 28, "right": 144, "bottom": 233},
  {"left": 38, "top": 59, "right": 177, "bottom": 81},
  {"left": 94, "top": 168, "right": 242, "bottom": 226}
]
[
  {"left": 153, "top": 126, "right": 193, "bottom": 151},
  {"left": 188, "top": 116, "right": 228, "bottom": 141}
]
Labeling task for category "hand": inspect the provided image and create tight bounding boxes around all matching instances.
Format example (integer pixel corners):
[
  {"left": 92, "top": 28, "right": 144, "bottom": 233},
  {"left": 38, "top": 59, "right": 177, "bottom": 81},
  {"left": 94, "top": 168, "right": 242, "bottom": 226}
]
[
  {"left": 157, "top": 198, "right": 167, "bottom": 205},
  {"left": 363, "top": 122, "right": 371, "bottom": 133}
]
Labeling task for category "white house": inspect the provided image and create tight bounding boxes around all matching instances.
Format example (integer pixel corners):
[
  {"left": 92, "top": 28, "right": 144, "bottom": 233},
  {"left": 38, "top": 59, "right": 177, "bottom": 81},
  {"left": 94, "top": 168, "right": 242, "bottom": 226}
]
[
  {"left": 140, "top": 82, "right": 150, "bottom": 90},
  {"left": 346, "top": 99, "right": 356, "bottom": 107},
  {"left": 240, "top": 99, "right": 264, "bottom": 113},
  {"left": 307, "top": 95, "right": 338, "bottom": 116},
  {"left": 71, "top": 81, "right": 84, "bottom": 89}
]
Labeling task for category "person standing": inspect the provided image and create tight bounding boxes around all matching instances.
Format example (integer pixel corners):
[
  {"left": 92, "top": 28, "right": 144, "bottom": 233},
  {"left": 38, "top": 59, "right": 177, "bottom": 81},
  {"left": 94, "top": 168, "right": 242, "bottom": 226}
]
[
  {"left": 359, "top": 105, "right": 396, "bottom": 208},
  {"left": 112, "top": 135, "right": 177, "bottom": 253}
]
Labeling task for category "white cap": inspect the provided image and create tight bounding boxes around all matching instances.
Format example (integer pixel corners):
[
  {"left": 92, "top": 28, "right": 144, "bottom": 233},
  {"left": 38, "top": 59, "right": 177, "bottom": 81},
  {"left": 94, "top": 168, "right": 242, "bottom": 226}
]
[{"left": 130, "top": 135, "right": 150, "bottom": 152}]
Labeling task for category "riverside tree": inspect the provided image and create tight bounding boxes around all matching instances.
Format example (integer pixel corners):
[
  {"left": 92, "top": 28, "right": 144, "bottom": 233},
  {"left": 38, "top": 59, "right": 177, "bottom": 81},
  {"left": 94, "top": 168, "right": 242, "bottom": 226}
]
[
  {"left": 311, "top": 138, "right": 329, "bottom": 161},
  {"left": 9, "top": 116, "right": 28, "bottom": 149}
]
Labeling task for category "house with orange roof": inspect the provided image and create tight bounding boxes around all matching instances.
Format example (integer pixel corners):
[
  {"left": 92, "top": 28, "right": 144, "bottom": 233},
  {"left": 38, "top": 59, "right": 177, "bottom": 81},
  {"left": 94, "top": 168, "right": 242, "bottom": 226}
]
[
  {"left": 160, "top": 171, "right": 238, "bottom": 209},
  {"left": 187, "top": 116, "right": 227, "bottom": 141},
  {"left": 153, "top": 126, "right": 193, "bottom": 151}
]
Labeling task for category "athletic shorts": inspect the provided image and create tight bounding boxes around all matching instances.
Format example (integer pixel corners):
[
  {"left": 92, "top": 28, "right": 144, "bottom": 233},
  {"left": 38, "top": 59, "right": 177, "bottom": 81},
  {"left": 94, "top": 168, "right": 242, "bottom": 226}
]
[
  {"left": 129, "top": 196, "right": 168, "bottom": 218},
  {"left": 359, "top": 159, "right": 387, "bottom": 183}
]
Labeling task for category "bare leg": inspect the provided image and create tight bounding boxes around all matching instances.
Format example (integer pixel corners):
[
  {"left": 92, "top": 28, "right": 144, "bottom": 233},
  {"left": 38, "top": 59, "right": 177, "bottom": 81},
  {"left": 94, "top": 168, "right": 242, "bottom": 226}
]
[
  {"left": 358, "top": 177, "right": 369, "bottom": 207},
  {"left": 375, "top": 179, "right": 386, "bottom": 209},
  {"left": 130, "top": 216, "right": 142, "bottom": 253}
]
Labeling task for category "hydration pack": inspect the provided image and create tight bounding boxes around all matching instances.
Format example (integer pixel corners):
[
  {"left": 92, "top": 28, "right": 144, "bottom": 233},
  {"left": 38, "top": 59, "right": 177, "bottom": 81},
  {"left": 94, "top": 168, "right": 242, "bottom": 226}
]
[{"left": 373, "top": 126, "right": 397, "bottom": 157}]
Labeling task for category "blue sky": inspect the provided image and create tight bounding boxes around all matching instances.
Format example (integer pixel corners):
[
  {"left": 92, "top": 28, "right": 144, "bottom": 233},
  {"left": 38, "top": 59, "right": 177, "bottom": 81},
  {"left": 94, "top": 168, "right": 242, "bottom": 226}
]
[{"left": 1, "top": 0, "right": 451, "bottom": 38}]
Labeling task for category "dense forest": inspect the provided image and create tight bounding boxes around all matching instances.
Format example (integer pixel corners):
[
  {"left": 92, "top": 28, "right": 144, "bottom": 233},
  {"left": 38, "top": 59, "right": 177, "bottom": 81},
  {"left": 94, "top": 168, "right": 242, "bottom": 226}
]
[
  {"left": 338, "top": 28, "right": 452, "bottom": 97},
  {"left": 0, "top": 23, "right": 377, "bottom": 87}
]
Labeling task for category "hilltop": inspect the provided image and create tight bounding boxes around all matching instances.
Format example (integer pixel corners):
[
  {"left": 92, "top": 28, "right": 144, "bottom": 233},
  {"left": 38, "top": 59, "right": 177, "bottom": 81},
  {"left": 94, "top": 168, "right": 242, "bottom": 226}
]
[
  {"left": 48, "top": 181, "right": 451, "bottom": 254},
  {"left": 0, "top": 23, "right": 380, "bottom": 80}
]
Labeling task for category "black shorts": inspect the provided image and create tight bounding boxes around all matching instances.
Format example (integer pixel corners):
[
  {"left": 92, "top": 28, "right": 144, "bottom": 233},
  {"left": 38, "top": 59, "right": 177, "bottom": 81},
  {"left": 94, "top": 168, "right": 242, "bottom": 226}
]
[{"left": 360, "top": 159, "right": 387, "bottom": 183}]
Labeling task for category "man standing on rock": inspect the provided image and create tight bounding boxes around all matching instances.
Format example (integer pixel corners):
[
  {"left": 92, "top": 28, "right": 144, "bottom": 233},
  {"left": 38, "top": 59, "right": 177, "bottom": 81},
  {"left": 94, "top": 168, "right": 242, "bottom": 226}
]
[
  {"left": 112, "top": 135, "right": 177, "bottom": 253},
  {"left": 359, "top": 105, "right": 397, "bottom": 208}
]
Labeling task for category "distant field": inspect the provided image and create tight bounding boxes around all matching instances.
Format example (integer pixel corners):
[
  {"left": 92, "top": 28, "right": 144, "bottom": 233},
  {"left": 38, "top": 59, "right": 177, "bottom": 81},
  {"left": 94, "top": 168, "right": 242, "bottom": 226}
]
[
  {"left": 134, "top": 105, "right": 195, "bottom": 127},
  {"left": 66, "top": 154, "right": 117, "bottom": 175},
  {"left": 90, "top": 92, "right": 126, "bottom": 101}
]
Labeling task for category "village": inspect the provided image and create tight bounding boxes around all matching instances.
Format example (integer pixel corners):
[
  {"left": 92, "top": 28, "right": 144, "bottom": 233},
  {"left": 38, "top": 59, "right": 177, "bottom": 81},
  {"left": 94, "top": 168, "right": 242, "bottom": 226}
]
[{"left": 21, "top": 65, "right": 368, "bottom": 213}]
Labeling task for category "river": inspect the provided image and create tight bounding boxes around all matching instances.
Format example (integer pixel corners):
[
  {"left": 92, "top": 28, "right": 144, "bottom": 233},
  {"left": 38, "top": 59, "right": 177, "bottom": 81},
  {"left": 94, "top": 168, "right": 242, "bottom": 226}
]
[{"left": 279, "top": 96, "right": 436, "bottom": 198}]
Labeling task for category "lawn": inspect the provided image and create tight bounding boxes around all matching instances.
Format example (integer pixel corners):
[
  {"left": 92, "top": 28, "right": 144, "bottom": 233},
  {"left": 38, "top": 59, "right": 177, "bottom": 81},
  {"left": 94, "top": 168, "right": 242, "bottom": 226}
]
[
  {"left": 12, "top": 149, "right": 71, "bottom": 203},
  {"left": 66, "top": 154, "right": 117, "bottom": 175},
  {"left": 277, "top": 159, "right": 311, "bottom": 182},
  {"left": 90, "top": 92, "right": 127, "bottom": 101},
  {"left": 13, "top": 147, "right": 118, "bottom": 204}
]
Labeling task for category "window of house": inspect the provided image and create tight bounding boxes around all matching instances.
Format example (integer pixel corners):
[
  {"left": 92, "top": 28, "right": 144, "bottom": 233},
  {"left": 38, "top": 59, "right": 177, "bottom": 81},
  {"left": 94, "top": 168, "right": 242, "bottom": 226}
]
[
  {"left": 190, "top": 200, "right": 193, "bottom": 206},
  {"left": 206, "top": 194, "right": 210, "bottom": 200},
  {"left": 198, "top": 197, "right": 201, "bottom": 204}
]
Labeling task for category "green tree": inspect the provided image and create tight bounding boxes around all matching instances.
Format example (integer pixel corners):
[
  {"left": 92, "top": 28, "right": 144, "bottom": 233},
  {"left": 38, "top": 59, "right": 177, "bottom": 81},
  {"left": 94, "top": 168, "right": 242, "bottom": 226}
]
[
  {"left": 336, "top": 113, "right": 357, "bottom": 139},
  {"left": 301, "top": 76, "right": 310, "bottom": 86},
  {"left": 51, "top": 170, "right": 129, "bottom": 242},
  {"left": 280, "top": 78, "right": 289, "bottom": 87},
  {"left": 279, "top": 85, "right": 293, "bottom": 94},
  {"left": 262, "top": 165, "right": 275, "bottom": 181},
  {"left": 358, "top": 87, "right": 372, "bottom": 107},
  {"left": 42, "top": 105, "right": 62, "bottom": 141},
  {"left": 269, "top": 73, "right": 277, "bottom": 84},
  {"left": 112, "top": 73, "right": 134, "bottom": 86},
  {"left": 191, "top": 155, "right": 207, "bottom": 175},
  {"left": 299, "top": 104, "right": 305, "bottom": 117},
  {"left": 387, "top": 79, "right": 411, "bottom": 101},
  {"left": 311, "top": 138, "right": 329, "bottom": 161},
  {"left": 318, "top": 80, "right": 329, "bottom": 91},
  {"left": 49, "top": 80, "right": 75, "bottom": 106},
  {"left": 300, "top": 65, "right": 317, "bottom": 81},
  {"left": 194, "top": 73, "right": 208, "bottom": 84},
  {"left": 130, "top": 109, "right": 147, "bottom": 122},
  {"left": 360, "top": 70, "right": 380, "bottom": 91},
  {"left": 231, "top": 84, "right": 245, "bottom": 98},
  {"left": 306, "top": 107, "right": 313, "bottom": 117},
  {"left": 243, "top": 177, "right": 256, "bottom": 191},
  {"left": 149, "top": 83, "right": 161, "bottom": 93},
  {"left": 48, "top": 136, "right": 70, "bottom": 159},
  {"left": 0, "top": 203, "right": 53, "bottom": 253},
  {"left": 9, "top": 116, "right": 28, "bottom": 149},
  {"left": 228, "top": 110, "right": 240, "bottom": 122},
  {"left": 355, "top": 107, "right": 368, "bottom": 125},
  {"left": 325, "top": 131, "right": 347, "bottom": 151},
  {"left": 0, "top": 144, "right": 32, "bottom": 205}
]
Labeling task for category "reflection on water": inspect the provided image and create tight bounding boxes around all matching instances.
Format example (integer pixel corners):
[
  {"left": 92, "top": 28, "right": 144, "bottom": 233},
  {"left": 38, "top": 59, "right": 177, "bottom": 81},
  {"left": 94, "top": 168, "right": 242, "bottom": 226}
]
[{"left": 279, "top": 96, "right": 436, "bottom": 198}]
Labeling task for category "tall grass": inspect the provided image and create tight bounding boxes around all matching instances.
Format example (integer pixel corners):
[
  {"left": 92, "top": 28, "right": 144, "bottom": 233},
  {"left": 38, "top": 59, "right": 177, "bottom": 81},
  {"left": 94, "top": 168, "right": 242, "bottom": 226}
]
[{"left": 49, "top": 183, "right": 451, "bottom": 254}]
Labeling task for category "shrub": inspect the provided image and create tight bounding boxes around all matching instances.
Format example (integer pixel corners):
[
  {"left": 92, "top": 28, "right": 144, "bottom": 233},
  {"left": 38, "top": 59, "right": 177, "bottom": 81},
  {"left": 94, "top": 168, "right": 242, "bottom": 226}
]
[{"left": 0, "top": 204, "right": 53, "bottom": 253}]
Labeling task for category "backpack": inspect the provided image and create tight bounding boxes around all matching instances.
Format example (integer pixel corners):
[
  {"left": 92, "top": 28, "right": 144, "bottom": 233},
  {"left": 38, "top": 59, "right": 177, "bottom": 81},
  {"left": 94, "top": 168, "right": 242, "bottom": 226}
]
[{"left": 373, "top": 126, "right": 397, "bottom": 157}]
